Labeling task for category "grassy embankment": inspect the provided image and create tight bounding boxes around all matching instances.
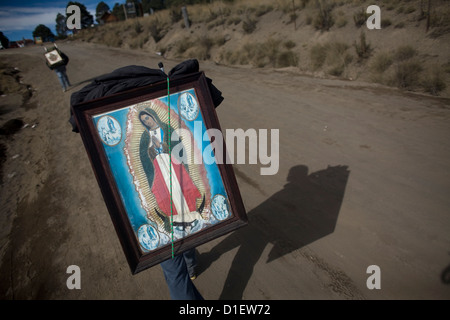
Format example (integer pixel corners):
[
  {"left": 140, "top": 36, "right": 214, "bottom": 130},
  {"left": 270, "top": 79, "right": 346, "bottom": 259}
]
[{"left": 73, "top": 0, "right": 450, "bottom": 97}]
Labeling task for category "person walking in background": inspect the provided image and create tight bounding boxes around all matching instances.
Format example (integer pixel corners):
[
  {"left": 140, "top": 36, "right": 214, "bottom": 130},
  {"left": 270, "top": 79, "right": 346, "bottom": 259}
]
[{"left": 44, "top": 44, "right": 71, "bottom": 92}]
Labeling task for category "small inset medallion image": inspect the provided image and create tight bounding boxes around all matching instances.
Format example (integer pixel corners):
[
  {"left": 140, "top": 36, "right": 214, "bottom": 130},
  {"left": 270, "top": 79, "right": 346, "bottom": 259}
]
[
  {"left": 211, "top": 194, "right": 230, "bottom": 221},
  {"left": 138, "top": 224, "right": 160, "bottom": 251},
  {"left": 178, "top": 92, "right": 199, "bottom": 121},
  {"left": 97, "top": 115, "right": 122, "bottom": 146}
]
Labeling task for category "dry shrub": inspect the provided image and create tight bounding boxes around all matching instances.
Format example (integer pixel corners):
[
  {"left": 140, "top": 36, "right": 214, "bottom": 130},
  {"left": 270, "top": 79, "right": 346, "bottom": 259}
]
[
  {"left": 310, "top": 43, "right": 328, "bottom": 69},
  {"left": 277, "top": 51, "right": 299, "bottom": 68},
  {"left": 129, "top": 33, "right": 149, "bottom": 49},
  {"left": 102, "top": 31, "right": 122, "bottom": 47},
  {"left": 310, "top": 41, "right": 352, "bottom": 76},
  {"left": 174, "top": 35, "right": 215, "bottom": 60},
  {"left": 394, "top": 45, "right": 417, "bottom": 62},
  {"left": 392, "top": 60, "right": 423, "bottom": 89},
  {"left": 421, "top": 66, "right": 447, "bottom": 95},
  {"left": 223, "top": 38, "right": 298, "bottom": 68},
  {"left": 313, "top": 0, "right": 335, "bottom": 31},
  {"left": 371, "top": 52, "right": 393, "bottom": 74},
  {"left": 353, "top": 8, "right": 368, "bottom": 28},
  {"left": 326, "top": 42, "right": 352, "bottom": 76},
  {"left": 175, "top": 38, "right": 195, "bottom": 57},
  {"left": 354, "top": 31, "right": 372, "bottom": 60},
  {"left": 148, "top": 18, "right": 165, "bottom": 43},
  {"left": 195, "top": 35, "right": 215, "bottom": 60},
  {"left": 242, "top": 16, "right": 258, "bottom": 33}
]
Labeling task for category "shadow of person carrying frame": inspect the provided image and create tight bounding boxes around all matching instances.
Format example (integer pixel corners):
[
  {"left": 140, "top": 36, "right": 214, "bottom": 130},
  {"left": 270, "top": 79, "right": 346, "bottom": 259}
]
[{"left": 198, "top": 164, "right": 350, "bottom": 299}]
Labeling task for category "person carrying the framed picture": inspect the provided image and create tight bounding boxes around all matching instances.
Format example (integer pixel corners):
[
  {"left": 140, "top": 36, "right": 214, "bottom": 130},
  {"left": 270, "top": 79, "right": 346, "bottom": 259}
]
[
  {"left": 70, "top": 60, "right": 227, "bottom": 300},
  {"left": 44, "top": 44, "right": 71, "bottom": 92}
]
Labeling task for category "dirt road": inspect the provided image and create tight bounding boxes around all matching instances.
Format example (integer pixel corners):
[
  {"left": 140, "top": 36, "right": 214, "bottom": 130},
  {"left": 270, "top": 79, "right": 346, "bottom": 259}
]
[{"left": 1, "top": 41, "right": 450, "bottom": 300}]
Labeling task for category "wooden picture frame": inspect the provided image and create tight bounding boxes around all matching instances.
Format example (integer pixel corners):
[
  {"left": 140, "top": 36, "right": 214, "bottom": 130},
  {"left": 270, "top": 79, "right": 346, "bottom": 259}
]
[
  {"left": 71, "top": 72, "right": 247, "bottom": 274},
  {"left": 44, "top": 49, "right": 63, "bottom": 66}
]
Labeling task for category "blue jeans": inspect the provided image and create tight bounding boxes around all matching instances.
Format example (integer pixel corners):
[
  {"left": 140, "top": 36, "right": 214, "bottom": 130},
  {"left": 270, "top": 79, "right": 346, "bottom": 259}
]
[
  {"left": 160, "top": 249, "right": 203, "bottom": 300},
  {"left": 54, "top": 66, "right": 70, "bottom": 90}
]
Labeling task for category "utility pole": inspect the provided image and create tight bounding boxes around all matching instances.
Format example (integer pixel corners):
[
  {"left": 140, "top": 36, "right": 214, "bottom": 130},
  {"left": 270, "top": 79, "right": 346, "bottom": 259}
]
[
  {"left": 292, "top": 0, "right": 297, "bottom": 31},
  {"left": 182, "top": 6, "right": 190, "bottom": 29},
  {"left": 123, "top": 3, "right": 128, "bottom": 20},
  {"left": 426, "top": 0, "right": 431, "bottom": 32}
]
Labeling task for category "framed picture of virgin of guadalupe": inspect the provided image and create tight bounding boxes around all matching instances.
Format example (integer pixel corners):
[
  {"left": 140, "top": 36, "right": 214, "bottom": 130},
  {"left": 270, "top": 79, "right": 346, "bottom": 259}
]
[{"left": 71, "top": 72, "right": 247, "bottom": 274}]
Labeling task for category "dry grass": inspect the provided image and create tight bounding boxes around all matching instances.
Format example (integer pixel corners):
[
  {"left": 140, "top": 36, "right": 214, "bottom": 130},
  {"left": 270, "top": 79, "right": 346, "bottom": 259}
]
[
  {"left": 371, "top": 52, "right": 393, "bottom": 73},
  {"left": 392, "top": 60, "right": 423, "bottom": 89},
  {"left": 221, "top": 37, "right": 298, "bottom": 68},
  {"left": 421, "top": 65, "right": 447, "bottom": 95},
  {"left": 71, "top": 0, "right": 450, "bottom": 96},
  {"left": 369, "top": 45, "right": 447, "bottom": 95},
  {"left": 310, "top": 41, "right": 353, "bottom": 76}
]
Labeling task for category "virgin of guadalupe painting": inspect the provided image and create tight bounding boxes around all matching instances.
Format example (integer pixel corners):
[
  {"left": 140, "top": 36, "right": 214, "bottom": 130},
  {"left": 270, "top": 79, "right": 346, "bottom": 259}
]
[
  {"left": 92, "top": 88, "right": 233, "bottom": 254},
  {"left": 137, "top": 108, "right": 206, "bottom": 233},
  {"left": 73, "top": 72, "right": 247, "bottom": 273}
]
